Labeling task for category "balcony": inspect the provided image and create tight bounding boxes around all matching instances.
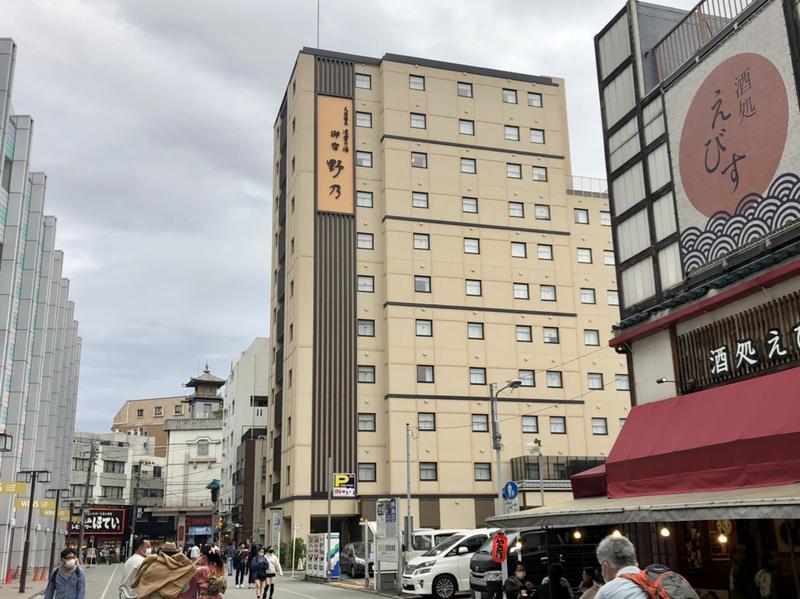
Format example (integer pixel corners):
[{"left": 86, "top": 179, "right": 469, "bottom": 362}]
[{"left": 510, "top": 455, "right": 605, "bottom": 485}]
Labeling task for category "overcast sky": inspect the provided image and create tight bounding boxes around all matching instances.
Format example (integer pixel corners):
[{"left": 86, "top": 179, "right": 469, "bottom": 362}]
[{"left": 7, "top": 0, "right": 696, "bottom": 433}]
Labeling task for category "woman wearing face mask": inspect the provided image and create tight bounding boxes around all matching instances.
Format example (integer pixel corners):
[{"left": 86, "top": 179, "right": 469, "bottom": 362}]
[
  {"left": 263, "top": 546, "right": 283, "bottom": 599},
  {"left": 45, "top": 548, "right": 86, "bottom": 599},
  {"left": 252, "top": 547, "right": 270, "bottom": 599}
]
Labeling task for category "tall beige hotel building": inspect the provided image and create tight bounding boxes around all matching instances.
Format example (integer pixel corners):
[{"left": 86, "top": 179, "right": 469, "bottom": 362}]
[{"left": 267, "top": 48, "right": 629, "bottom": 542}]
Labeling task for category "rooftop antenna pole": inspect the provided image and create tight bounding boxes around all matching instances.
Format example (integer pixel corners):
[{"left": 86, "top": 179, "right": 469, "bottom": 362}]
[{"left": 316, "top": 0, "right": 320, "bottom": 48}]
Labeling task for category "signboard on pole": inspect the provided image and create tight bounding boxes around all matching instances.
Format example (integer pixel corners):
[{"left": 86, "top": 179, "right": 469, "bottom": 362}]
[
  {"left": 332, "top": 473, "right": 356, "bottom": 497},
  {"left": 0, "top": 482, "right": 27, "bottom": 494},
  {"left": 376, "top": 537, "right": 399, "bottom": 563},
  {"left": 503, "top": 481, "right": 519, "bottom": 501},
  {"left": 504, "top": 498, "right": 520, "bottom": 514},
  {"left": 14, "top": 498, "right": 55, "bottom": 510},
  {"left": 376, "top": 498, "right": 397, "bottom": 539},
  {"left": 69, "top": 508, "right": 126, "bottom": 535}
]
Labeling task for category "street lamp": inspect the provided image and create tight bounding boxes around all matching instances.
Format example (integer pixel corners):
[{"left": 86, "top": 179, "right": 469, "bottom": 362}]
[
  {"left": 489, "top": 379, "right": 522, "bottom": 515},
  {"left": 526, "top": 439, "right": 544, "bottom": 507},
  {"left": 16, "top": 469, "right": 51, "bottom": 593},
  {"left": 44, "top": 488, "right": 70, "bottom": 573}
]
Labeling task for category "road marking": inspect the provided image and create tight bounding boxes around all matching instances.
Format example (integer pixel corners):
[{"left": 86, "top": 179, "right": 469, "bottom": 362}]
[
  {"left": 281, "top": 585, "right": 328, "bottom": 599},
  {"left": 99, "top": 564, "right": 120, "bottom": 599}
]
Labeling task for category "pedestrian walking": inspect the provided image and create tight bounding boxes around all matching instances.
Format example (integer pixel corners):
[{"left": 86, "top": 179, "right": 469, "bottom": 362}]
[
  {"left": 594, "top": 535, "right": 647, "bottom": 598},
  {"left": 190, "top": 543, "right": 201, "bottom": 561},
  {"left": 196, "top": 546, "right": 227, "bottom": 599},
  {"left": 44, "top": 548, "right": 86, "bottom": 599},
  {"left": 132, "top": 541, "right": 197, "bottom": 599},
  {"left": 234, "top": 543, "right": 250, "bottom": 589},
  {"left": 225, "top": 543, "right": 236, "bottom": 576},
  {"left": 248, "top": 544, "right": 259, "bottom": 588},
  {"left": 262, "top": 546, "right": 283, "bottom": 599},
  {"left": 538, "top": 562, "right": 573, "bottom": 599},
  {"left": 252, "top": 547, "right": 271, "bottom": 599},
  {"left": 119, "top": 537, "right": 151, "bottom": 599}
]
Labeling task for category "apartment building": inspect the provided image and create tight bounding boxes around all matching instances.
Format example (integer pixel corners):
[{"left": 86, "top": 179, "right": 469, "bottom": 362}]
[
  {"left": 266, "top": 48, "right": 630, "bottom": 542},
  {"left": 112, "top": 396, "right": 189, "bottom": 457},
  {"left": 0, "top": 38, "right": 82, "bottom": 578}
]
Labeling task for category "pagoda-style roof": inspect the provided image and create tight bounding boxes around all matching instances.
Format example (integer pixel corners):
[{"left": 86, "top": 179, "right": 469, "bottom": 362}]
[{"left": 184, "top": 364, "right": 225, "bottom": 388}]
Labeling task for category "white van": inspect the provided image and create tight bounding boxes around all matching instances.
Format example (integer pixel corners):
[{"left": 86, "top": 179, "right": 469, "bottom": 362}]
[
  {"left": 405, "top": 529, "right": 467, "bottom": 561},
  {"left": 402, "top": 528, "right": 495, "bottom": 599}
]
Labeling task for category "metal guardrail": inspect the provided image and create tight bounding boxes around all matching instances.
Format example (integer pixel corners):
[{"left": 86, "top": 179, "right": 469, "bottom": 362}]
[
  {"left": 566, "top": 176, "right": 608, "bottom": 196},
  {"left": 653, "top": 0, "right": 754, "bottom": 82}
]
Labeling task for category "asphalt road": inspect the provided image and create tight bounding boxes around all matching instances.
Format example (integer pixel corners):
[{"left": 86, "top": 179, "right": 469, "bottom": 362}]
[{"left": 79, "top": 564, "right": 402, "bottom": 599}]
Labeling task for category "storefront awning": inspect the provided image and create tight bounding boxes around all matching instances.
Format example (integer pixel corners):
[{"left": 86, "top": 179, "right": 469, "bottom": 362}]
[{"left": 488, "top": 483, "right": 800, "bottom": 529}]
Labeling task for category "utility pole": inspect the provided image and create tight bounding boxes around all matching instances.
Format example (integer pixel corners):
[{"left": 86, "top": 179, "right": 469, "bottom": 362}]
[
  {"left": 18, "top": 469, "right": 51, "bottom": 593},
  {"left": 405, "top": 423, "right": 412, "bottom": 553},
  {"left": 489, "top": 379, "right": 523, "bottom": 517},
  {"left": 129, "top": 464, "right": 142, "bottom": 556},
  {"left": 77, "top": 442, "right": 98, "bottom": 562}
]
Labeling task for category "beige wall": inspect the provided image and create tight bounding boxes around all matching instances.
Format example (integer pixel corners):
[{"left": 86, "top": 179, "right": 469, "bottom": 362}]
[{"left": 112, "top": 396, "right": 189, "bottom": 457}]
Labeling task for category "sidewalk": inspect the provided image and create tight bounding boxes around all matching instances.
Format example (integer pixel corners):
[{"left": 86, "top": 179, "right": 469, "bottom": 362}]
[
  {"left": 327, "top": 577, "right": 403, "bottom": 598},
  {"left": 0, "top": 578, "right": 47, "bottom": 599}
]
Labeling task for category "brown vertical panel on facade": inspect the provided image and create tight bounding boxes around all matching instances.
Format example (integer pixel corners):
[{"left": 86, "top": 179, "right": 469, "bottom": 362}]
[
  {"left": 312, "top": 56, "right": 357, "bottom": 495},
  {"left": 418, "top": 498, "right": 441, "bottom": 529},
  {"left": 474, "top": 498, "right": 496, "bottom": 527}
]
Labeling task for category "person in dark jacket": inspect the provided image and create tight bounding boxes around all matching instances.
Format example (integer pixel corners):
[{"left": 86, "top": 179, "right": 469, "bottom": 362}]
[
  {"left": 504, "top": 563, "right": 535, "bottom": 599},
  {"left": 538, "top": 562, "right": 573, "bottom": 599},
  {"left": 234, "top": 543, "right": 250, "bottom": 589}
]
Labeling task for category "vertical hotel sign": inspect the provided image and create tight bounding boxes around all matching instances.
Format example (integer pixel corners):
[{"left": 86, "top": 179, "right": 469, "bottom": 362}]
[{"left": 317, "top": 95, "right": 354, "bottom": 214}]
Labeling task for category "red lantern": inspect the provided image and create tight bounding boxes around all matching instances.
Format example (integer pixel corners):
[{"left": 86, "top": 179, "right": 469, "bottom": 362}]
[{"left": 490, "top": 532, "right": 509, "bottom": 564}]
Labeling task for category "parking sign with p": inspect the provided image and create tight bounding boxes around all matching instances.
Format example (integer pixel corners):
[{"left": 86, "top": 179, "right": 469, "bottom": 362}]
[{"left": 332, "top": 473, "right": 356, "bottom": 497}]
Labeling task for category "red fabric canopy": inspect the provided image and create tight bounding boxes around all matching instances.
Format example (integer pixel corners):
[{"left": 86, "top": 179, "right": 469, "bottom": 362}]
[
  {"left": 570, "top": 464, "right": 607, "bottom": 499},
  {"left": 606, "top": 367, "right": 800, "bottom": 498}
]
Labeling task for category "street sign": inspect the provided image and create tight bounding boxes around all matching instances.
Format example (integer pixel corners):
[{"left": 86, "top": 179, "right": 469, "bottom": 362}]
[
  {"left": 332, "top": 473, "right": 356, "bottom": 497},
  {"left": 504, "top": 498, "right": 520, "bottom": 514},
  {"left": 376, "top": 498, "right": 397, "bottom": 538},
  {"left": 0, "top": 482, "right": 27, "bottom": 494},
  {"left": 503, "top": 481, "right": 519, "bottom": 501},
  {"left": 14, "top": 498, "right": 55, "bottom": 510},
  {"left": 376, "top": 537, "right": 399, "bottom": 563}
]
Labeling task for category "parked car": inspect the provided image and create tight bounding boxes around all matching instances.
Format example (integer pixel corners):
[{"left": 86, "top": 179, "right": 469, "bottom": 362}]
[
  {"left": 405, "top": 529, "right": 467, "bottom": 561},
  {"left": 403, "top": 528, "right": 496, "bottom": 599},
  {"left": 469, "top": 528, "right": 600, "bottom": 598},
  {"left": 340, "top": 542, "right": 374, "bottom": 578}
]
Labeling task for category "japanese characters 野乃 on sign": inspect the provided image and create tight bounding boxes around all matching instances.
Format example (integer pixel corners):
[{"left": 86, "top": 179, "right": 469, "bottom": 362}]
[{"left": 317, "top": 95, "right": 354, "bottom": 214}]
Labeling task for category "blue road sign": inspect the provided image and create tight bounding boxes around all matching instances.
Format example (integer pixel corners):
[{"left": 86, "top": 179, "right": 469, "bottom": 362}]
[{"left": 503, "top": 481, "right": 519, "bottom": 500}]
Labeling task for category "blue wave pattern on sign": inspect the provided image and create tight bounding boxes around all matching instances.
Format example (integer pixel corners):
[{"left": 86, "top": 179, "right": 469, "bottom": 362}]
[{"left": 681, "top": 173, "right": 800, "bottom": 273}]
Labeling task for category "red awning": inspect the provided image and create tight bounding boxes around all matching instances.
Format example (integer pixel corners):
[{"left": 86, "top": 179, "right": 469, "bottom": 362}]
[
  {"left": 571, "top": 464, "right": 607, "bottom": 498},
  {"left": 606, "top": 367, "right": 800, "bottom": 498}
]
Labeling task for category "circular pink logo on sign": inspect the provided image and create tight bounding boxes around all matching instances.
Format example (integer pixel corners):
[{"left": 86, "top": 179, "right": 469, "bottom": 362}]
[{"left": 679, "top": 53, "right": 788, "bottom": 217}]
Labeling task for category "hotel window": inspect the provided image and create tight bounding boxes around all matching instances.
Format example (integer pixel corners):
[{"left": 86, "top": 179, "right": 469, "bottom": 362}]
[
  {"left": 418, "top": 412, "right": 436, "bottom": 431},
  {"left": 413, "top": 233, "right": 430, "bottom": 250},
  {"left": 504, "top": 125, "right": 520, "bottom": 141},
  {"left": 137, "top": 409, "right": 144, "bottom": 418},
  {"left": 461, "top": 157, "right": 477, "bottom": 174},
  {"left": 358, "top": 365, "right": 376, "bottom": 383},
  {"left": 530, "top": 128, "right": 545, "bottom": 144},
  {"left": 616, "top": 374, "right": 630, "bottom": 391},
  {"left": 550, "top": 416, "right": 567, "bottom": 434},
  {"left": 356, "top": 111, "right": 372, "bottom": 128},
  {"left": 577, "top": 248, "right": 593, "bottom": 264},
  {"left": 410, "top": 112, "right": 427, "bottom": 129},
  {"left": 502, "top": 88, "right": 517, "bottom": 104},
  {"left": 513, "top": 283, "right": 530, "bottom": 299},
  {"left": 546, "top": 371, "right": 563, "bottom": 388},
  {"left": 102, "top": 486, "right": 124, "bottom": 500},
  {"left": 470, "top": 367, "right": 487, "bottom": 385},
  {"left": 532, "top": 166, "right": 548, "bottom": 182},
  {"left": 416, "top": 319, "right": 433, "bottom": 336},
  {"left": 537, "top": 244, "right": 553, "bottom": 260},
  {"left": 357, "top": 275, "right": 374, "bottom": 293},
  {"left": 103, "top": 460, "right": 125, "bottom": 474},
  {"left": 174, "top": 405, "right": 183, "bottom": 415},
  {"left": 519, "top": 370, "right": 535, "bottom": 387},
  {"left": 467, "top": 322, "right": 485, "bottom": 340},
  {"left": 580, "top": 288, "right": 596, "bottom": 304},
  {"left": 506, "top": 163, "right": 522, "bottom": 179},
  {"left": 508, "top": 202, "right": 524, "bottom": 218},
  {"left": 588, "top": 373, "right": 604, "bottom": 390},
  {"left": 462, "top": 197, "right": 478, "bottom": 213},
  {"left": 543, "top": 327, "right": 560, "bottom": 344},
  {"left": 466, "top": 414, "right": 488, "bottom": 435},
  {"left": 356, "top": 190, "right": 374, "bottom": 208},
  {"left": 574, "top": 208, "right": 589, "bottom": 224},
  {"left": 592, "top": 418, "right": 609, "bottom": 435},
  {"left": 465, "top": 279, "right": 482, "bottom": 296},
  {"left": 358, "top": 413, "right": 376, "bottom": 432},
  {"left": 511, "top": 242, "right": 527, "bottom": 258},
  {"left": 584, "top": 329, "right": 600, "bottom": 346},
  {"left": 411, "top": 152, "right": 428, "bottom": 168},
  {"left": 197, "top": 440, "right": 210, "bottom": 456},
  {"left": 600, "top": 211, "right": 612, "bottom": 226},
  {"left": 357, "top": 319, "right": 375, "bottom": 337},
  {"left": 474, "top": 463, "right": 492, "bottom": 481},
  {"left": 358, "top": 463, "right": 377, "bottom": 482},
  {"left": 457, "top": 81, "right": 473, "bottom": 97},
  {"left": 419, "top": 462, "right": 438, "bottom": 481},
  {"left": 528, "top": 92, "right": 543, "bottom": 107},
  {"left": 357, "top": 233, "right": 374, "bottom": 250},
  {"left": 355, "top": 73, "right": 372, "bottom": 89},
  {"left": 459, "top": 119, "right": 475, "bottom": 135},
  {"left": 412, "top": 191, "right": 429, "bottom": 208},
  {"left": 540, "top": 285, "right": 557, "bottom": 301},
  {"left": 409, "top": 74, "right": 425, "bottom": 90},
  {"left": 535, "top": 204, "right": 551, "bottom": 220},
  {"left": 356, "top": 151, "right": 373, "bottom": 167},
  {"left": 524, "top": 463, "right": 540, "bottom": 479},
  {"left": 464, "top": 238, "right": 480, "bottom": 254},
  {"left": 154, "top": 406, "right": 163, "bottom": 417},
  {"left": 604, "top": 250, "right": 616, "bottom": 266},
  {"left": 516, "top": 325, "right": 533, "bottom": 342},
  {"left": 607, "top": 290, "right": 620, "bottom": 306},
  {"left": 522, "top": 415, "right": 539, "bottom": 433},
  {"left": 414, "top": 275, "right": 431, "bottom": 293},
  {"left": 417, "top": 365, "right": 434, "bottom": 383}
]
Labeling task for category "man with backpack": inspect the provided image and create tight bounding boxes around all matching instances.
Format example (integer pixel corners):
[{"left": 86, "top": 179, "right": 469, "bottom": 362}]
[{"left": 595, "top": 534, "right": 699, "bottom": 599}]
